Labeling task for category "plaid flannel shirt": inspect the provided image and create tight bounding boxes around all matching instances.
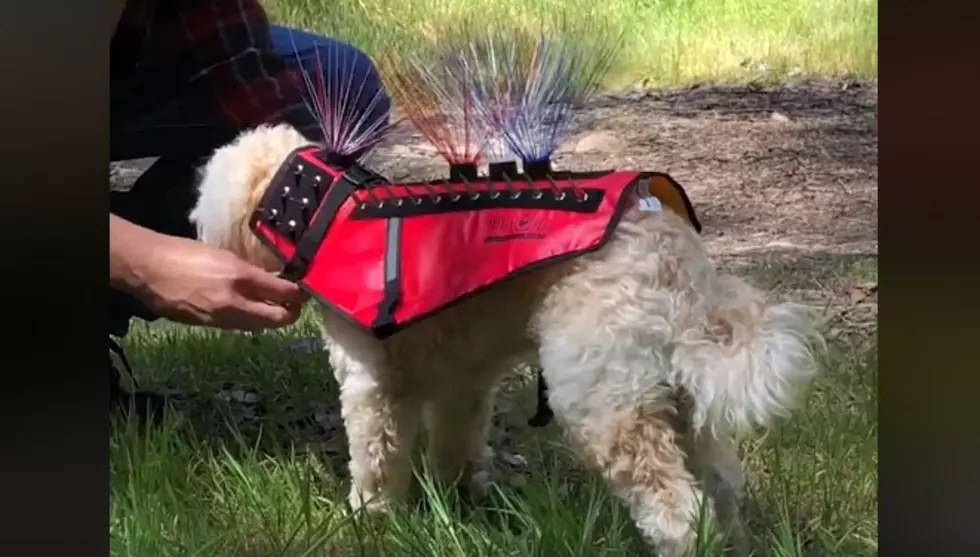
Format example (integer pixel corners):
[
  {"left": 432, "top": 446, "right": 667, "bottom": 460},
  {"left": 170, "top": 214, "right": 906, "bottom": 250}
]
[{"left": 111, "top": 0, "right": 319, "bottom": 139}]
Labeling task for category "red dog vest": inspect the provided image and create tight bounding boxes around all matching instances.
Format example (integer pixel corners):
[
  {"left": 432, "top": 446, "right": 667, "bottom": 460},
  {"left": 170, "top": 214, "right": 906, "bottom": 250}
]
[{"left": 250, "top": 147, "right": 700, "bottom": 339}]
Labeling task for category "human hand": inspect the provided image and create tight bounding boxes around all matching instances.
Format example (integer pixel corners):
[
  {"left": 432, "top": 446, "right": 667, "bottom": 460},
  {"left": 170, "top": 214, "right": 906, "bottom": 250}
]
[
  {"left": 111, "top": 215, "right": 305, "bottom": 330},
  {"left": 139, "top": 235, "right": 306, "bottom": 330}
]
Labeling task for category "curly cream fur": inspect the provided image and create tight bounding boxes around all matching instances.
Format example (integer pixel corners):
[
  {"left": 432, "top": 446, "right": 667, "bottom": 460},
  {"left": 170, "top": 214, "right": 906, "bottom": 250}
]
[{"left": 190, "top": 123, "right": 822, "bottom": 556}]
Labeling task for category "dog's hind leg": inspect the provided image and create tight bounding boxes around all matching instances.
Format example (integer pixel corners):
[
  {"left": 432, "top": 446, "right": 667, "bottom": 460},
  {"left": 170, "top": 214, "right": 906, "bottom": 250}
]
[
  {"left": 683, "top": 430, "right": 750, "bottom": 556},
  {"left": 564, "top": 399, "right": 706, "bottom": 555},
  {"left": 533, "top": 300, "right": 719, "bottom": 557},
  {"left": 702, "top": 439, "right": 749, "bottom": 556},
  {"left": 535, "top": 349, "right": 705, "bottom": 556},
  {"left": 422, "top": 373, "right": 499, "bottom": 499},
  {"left": 669, "top": 393, "right": 749, "bottom": 556}
]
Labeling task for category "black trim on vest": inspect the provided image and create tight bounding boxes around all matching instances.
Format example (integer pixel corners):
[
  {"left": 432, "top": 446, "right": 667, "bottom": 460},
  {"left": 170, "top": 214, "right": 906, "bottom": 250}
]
[{"left": 349, "top": 187, "right": 605, "bottom": 219}]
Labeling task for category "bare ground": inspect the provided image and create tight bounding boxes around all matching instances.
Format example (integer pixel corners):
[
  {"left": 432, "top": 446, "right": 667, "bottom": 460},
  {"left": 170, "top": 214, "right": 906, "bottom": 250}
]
[
  {"left": 362, "top": 77, "right": 879, "bottom": 323},
  {"left": 369, "top": 77, "right": 877, "bottom": 264}
]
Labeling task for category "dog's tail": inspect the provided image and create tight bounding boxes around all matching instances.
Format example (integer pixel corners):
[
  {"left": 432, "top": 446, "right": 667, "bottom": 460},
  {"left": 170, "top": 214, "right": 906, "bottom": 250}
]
[{"left": 667, "top": 275, "right": 822, "bottom": 438}]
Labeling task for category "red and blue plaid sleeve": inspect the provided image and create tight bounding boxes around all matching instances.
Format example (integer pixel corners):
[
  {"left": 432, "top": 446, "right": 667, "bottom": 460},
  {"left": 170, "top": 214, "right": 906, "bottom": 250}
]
[{"left": 126, "top": 0, "right": 320, "bottom": 139}]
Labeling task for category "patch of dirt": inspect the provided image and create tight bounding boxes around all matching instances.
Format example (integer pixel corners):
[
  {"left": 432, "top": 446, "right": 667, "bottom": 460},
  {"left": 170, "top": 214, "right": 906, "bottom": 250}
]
[
  {"left": 366, "top": 77, "right": 879, "bottom": 323},
  {"left": 368, "top": 77, "right": 878, "bottom": 267}
]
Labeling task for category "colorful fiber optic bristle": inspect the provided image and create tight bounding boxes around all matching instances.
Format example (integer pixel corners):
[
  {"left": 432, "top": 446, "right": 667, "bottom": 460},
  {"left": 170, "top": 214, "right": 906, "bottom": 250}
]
[
  {"left": 286, "top": 31, "right": 394, "bottom": 161},
  {"left": 377, "top": 17, "right": 624, "bottom": 177},
  {"left": 483, "top": 21, "right": 622, "bottom": 164},
  {"left": 379, "top": 45, "right": 486, "bottom": 167}
]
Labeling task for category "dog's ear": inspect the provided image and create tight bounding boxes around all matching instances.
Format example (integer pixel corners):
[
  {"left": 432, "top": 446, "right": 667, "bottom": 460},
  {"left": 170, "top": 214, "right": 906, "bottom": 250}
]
[{"left": 190, "top": 124, "right": 309, "bottom": 271}]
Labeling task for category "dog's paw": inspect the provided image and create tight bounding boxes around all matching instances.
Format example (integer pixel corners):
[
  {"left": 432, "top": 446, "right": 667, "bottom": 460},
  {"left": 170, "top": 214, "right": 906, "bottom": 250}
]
[
  {"left": 347, "top": 487, "right": 393, "bottom": 515},
  {"left": 456, "top": 448, "right": 495, "bottom": 502},
  {"left": 722, "top": 528, "right": 751, "bottom": 557},
  {"left": 467, "top": 469, "right": 492, "bottom": 499}
]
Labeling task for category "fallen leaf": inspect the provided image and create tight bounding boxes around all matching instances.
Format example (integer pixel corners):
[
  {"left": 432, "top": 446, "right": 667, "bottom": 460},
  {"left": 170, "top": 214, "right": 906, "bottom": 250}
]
[{"left": 847, "top": 282, "right": 878, "bottom": 303}]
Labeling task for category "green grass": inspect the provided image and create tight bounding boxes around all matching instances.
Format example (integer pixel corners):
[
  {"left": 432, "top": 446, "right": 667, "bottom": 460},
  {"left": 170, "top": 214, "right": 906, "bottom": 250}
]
[
  {"left": 110, "top": 259, "right": 878, "bottom": 557},
  {"left": 264, "top": 0, "right": 877, "bottom": 87}
]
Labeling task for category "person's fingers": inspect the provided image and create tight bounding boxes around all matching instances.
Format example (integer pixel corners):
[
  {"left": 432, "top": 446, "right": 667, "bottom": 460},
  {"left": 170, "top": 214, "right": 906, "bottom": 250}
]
[
  {"left": 234, "top": 298, "right": 303, "bottom": 329},
  {"left": 237, "top": 266, "right": 306, "bottom": 307}
]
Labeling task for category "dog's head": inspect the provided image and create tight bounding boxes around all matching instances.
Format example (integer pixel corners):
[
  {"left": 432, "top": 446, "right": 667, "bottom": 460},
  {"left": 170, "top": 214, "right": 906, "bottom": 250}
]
[{"left": 189, "top": 123, "right": 310, "bottom": 272}]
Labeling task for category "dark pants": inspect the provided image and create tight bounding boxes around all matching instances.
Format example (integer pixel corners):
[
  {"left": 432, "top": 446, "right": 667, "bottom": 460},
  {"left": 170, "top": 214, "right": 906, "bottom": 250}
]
[{"left": 109, "top": 26, "right": 389, "bottom": 336}]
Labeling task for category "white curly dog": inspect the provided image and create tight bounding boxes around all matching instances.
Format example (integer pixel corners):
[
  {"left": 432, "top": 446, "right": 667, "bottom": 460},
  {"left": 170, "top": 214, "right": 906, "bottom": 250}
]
[{"left": 189, "top": 123, "right": 821, "bottom": 556}]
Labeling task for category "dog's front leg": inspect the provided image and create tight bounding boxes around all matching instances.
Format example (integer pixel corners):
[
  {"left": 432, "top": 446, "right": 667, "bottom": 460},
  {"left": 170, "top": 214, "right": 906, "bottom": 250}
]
[
  {"left": 423, "top": 376, "right": 499, "bottom": 500},
  {"left": 338, "top": 366, "right": 422, "bottom": 513}
]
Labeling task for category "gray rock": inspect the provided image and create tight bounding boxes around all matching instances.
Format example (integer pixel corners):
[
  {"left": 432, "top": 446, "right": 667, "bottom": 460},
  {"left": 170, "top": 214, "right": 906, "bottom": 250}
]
[{"left": 573, "top": 131, "right": 626, "bottom": 154}]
